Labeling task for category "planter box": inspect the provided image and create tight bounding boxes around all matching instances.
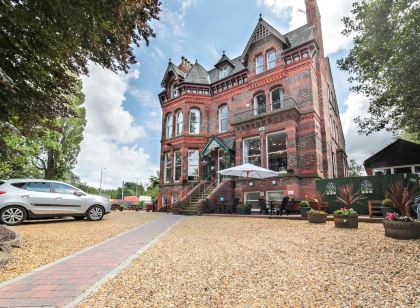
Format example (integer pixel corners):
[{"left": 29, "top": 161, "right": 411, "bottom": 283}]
[
  {"left": 383, "top": 219, "right": 420, "bottom": 240},
  {"left": 300, "top": 207, "right": 310, "bottom": 217},
  {"left": 307, "top": 212, "right": 327, "bottom": 223},
  {"left": 334, "top": 215, "right": 358, "bottom": 229}
]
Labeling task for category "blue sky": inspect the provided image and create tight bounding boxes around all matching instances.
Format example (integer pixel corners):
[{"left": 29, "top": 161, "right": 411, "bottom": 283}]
[{"left": 75, "top": 0, "right": 394, "bottom": 188}]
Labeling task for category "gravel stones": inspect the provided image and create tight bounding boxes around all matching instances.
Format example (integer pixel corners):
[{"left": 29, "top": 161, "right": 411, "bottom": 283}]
[
  {"left": 0, "top": 212, "right": 162, "bottom": 282},
  {"left": 80, "top": 216, "right": 420, "bottom": 307}
]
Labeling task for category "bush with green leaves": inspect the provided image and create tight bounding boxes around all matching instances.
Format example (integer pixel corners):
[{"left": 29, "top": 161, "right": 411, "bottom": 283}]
[
  {"left": 382, "top": 199, "right": 394, "bottom": 208},
  {"left": 299, "top": 201, "right": 310, "bottom": 208},
  {"left": 333, "top": 208, "right": 358, "bottom": 216}
]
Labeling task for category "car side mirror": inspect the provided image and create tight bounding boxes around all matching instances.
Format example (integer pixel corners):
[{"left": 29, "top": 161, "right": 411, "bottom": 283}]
[{"left": 74, "top": 191, "right": 86, "bottom": 197}]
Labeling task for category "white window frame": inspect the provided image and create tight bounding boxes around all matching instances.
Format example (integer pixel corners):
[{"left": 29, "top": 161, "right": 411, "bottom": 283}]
[
  {"left": 187, "top": 150, "right": 199, "bottom": 181},
  {"left": 189, "top": 109, "right": 200, "bottom": 134},
  {"left": 243, "top": 136, "right": 261, "bottom": 166},
  {"left": 266, "top": 131, "right": 288, "bottom": 172},
  {"left": 267, "top": 50, "right": 276, "bottom": 70},
  {"left": 256, "top": 55, "right": 264, "bottom": 74},
  {"left": 165, "top": 114, "right": 173, "bottom": 139},
  {"left": 164, "top": 153, "right": 171, "bottom": 183},
  {"left": 219, "top": 65, "right": 229, "bottom": 79},
  {"left": 244, "top": 191, "right": 260, "bottom": 204},
  {"left": 253, "top": 93, "right": 266, "bottom": 115},
  {"left": 373, "top": 164, "right": 420, "bottom": 175},
  {"left": 171, "top": 83, "right": 179, "bottom": 98},
  {"left": 270, "top": 87, "right": 284, "bottom": 110},
  {"left": 266, "top": 190, "right": 285, "bottom": 201},
  {"left": 219, "top": 105, "right": 228, "bottom": 132},
  {"left": 175, "top": 110, "right": 183, "bottom": 136},
  {"left": 173, "top": 151, "right": 182, "bottom": 182}
]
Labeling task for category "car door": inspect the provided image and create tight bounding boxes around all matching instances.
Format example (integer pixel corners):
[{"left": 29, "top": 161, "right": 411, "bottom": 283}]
[
  {"left": 51, "top": 182, "right": 86, "bottom": 214},
  {"left": 20, "top": 182, "right": 55, "bottom": 215}
]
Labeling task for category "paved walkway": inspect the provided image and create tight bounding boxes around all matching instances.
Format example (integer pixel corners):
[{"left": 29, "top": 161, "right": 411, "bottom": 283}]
[{"left": 0, "top": 214, "right": 182, "bottom": 307}]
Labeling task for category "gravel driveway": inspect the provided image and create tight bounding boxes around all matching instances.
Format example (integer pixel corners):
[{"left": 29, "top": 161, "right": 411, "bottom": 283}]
[
  {"left": 80, "top": 216, "right": 420, "bottom": 307},
  {"left": 0, "top": 211, "right": 162, "bottom": 282}
]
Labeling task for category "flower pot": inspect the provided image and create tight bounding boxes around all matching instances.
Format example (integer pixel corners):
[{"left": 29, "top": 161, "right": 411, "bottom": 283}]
[
  {"left": 380, "top": 207, "right": 393, "bottom": 217},
  {"left": 307, "top": 212, "right": 327, "bottom": 223},
  {"left": 300, "top": 207, "right": 310, "bottom": 217},
  {"left": 383, "top": 219, "right": 420, "bottom": 240},
  {"left": 334, "top": 215, "right": 358, "bottom": 228}
]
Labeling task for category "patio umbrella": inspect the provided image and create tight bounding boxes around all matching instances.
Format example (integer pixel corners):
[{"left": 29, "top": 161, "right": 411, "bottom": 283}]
[{"left": 217, "top": 163, "right": 277, "bottom": 179}]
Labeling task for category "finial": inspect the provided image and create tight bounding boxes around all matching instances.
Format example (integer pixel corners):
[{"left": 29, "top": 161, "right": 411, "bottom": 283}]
[
  {"left": 195, "top": 59, "right": 198, "bottom": 63},
  {"left": 168, "top": 58, "right": 172, "bottom": 64},
  {"left": 259, "top": 13, "right": 262, "bottom": 20},
  {"left": 222, "top": 50, "right": 225, "bottom": 55}
]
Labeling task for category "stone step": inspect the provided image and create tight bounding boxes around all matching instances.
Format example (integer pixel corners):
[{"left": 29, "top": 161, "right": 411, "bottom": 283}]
[{"left": 180, "top": 210, "right": 198, "bottom": 216}]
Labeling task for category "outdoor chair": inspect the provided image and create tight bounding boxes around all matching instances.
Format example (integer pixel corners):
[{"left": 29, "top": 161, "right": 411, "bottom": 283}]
[
  {"left": 279, "top": 196, "right": 290, "bottom": 215},
  {"left": 259, "top": 198, "right": 268, "bottom": 215}
]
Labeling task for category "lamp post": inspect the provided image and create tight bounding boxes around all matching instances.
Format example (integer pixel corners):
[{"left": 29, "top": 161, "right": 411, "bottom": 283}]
[
  {"left": 99, "top": 168, "right": 106, "bottom": 196},
  {"left": 136, "top": 178, "right": 140, "bottom": 198}
]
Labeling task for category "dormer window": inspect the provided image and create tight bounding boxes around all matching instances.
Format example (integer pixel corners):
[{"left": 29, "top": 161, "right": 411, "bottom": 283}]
[
  {"left": 256, "top": 55, "right": 264, "bottom": 74},
  {"left": 267, "top": 50, "right": 276, "bottom": 70},
  {"left": 171, "top": 83, "right": 179, "bottom": 98},
  {"left": 219, "top": 65, "right": 229, "bottom": 79}
]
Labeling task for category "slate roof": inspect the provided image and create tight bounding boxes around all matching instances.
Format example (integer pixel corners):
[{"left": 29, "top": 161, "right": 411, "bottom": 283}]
[
  {"left": 215, "top": 53, "right": 235, "bottom": 68},
  {"left": 184, "top": 62, "right": 210, "bottom": 84},
  {"left": 283, "top": 24, "right": 315, "bottom": 50},
  {"left": 208, "top": 56, "right": 246, "bottom": 83},
  {"left": 221, "top": 136, "right": 235, "bottom": 150},
  {"left": 364, "top": 139, "right": 420, "bottom": 168}
]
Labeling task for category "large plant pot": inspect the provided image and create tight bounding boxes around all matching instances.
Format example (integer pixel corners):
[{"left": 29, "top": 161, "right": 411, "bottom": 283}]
[
  {"left": 380, "top": 207, "right": 394, "bottom": 217},
  {"left": 334, "top": 215, "right": 358, "bottom": 229},
  {"left": 383, "top": 219, "right": 420, "bottom": 240},
  {"left": 307, "top": 212, "right": 327, "bottom": 224},
  {"left": 300, "top": 207, "right": 310, "bottom": 217}
]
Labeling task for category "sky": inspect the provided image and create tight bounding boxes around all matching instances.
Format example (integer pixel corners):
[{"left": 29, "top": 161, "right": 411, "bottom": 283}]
[{"left": 75, "top": 0, "right": 394, "bottom": 189}]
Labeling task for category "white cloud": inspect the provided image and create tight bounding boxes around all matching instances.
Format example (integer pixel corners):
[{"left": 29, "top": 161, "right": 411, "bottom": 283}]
[
  {"left": 257, "top": 0, "right": 354, "bottom": 55},
  {"left": 75, "top": 64, "right": 158, "bottom": 189},
  {"left": 341, "top": 92, "right": 394, "bottom": 164}
]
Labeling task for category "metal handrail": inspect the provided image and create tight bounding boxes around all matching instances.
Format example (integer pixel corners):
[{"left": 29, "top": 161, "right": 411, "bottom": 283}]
[{"left": 233, "top": 97, "right": 298, "bottom": 123}]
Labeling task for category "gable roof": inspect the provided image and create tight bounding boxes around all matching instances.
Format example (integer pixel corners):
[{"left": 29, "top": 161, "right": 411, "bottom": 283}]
[
  {"left": 215, "top": 52, "right": 235, "bottom": 68},
  {"left": 208, "top": 56, "right": 246, "bottom": 83},
  {"left": 241, "top": 17, "right": 290, "bottom": 61},
  {"left": 364, "top": 139, "right": 420, "bottom": 168},
  {"left": 184, "top": 62, "right": 211, "bottom": 84},
  {"left": 160, "top": 62, "right": 186, "bottom": 87},
  {"left": 200, "top": 136, "right": 235, "bottom": 157}
]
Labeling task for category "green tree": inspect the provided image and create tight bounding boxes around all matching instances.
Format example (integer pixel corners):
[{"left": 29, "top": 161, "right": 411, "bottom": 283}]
[
  {"left": 0, "top": 0, "right": 161, "bottom": 162},
  {"left": 145, "top": 172, "right": 160, "bottom": 202},
  {"left": 348, "top": 158, "right": 364, "bottom": 176},
  {"left": 32, "top": 81, "right": 86, "bottom": 180},
  {"left": 338, "top": 0, "right": 420, "bottom": 136}
]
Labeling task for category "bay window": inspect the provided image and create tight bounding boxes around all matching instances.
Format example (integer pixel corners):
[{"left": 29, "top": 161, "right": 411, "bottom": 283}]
[
  {"left": 267, "top": 132, "right": 287, "bottom": 172},
  {"left": 189, "top": 109, "right": 200, "bottom": 134},
  {"left": 164, "top": 153, "right": 171, "bottom": 183},
  {"left": 254, "top": 93, "right": 266, "bottom": 115},
  {"left": 219, "top": 105, "right": 228, "bottom": 132},
  {"left": 267, "top": 50, "right": 276, "bottom": 70},
  {"left": 175, "top": 110, "right": 183, "bottom": 136},
  {"left": 165, "top": 114, "right": 173, "bottom": 139},
  {"left": 270, "top": 88, "right": 284, "bottom": 110},
  {"left": 174, "top": 151, "right": 182, "bottom": 181},
  {"left": 256, "top": 55, "right": 264, "bottom": 74},
  {"left": 188, "top": 150, "right": 199, "bottom": 181},
  {"left": 243, "top": 137, "right": 261, "bottom": 166}
]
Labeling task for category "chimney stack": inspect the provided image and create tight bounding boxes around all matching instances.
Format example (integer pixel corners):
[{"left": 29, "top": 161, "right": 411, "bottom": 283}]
[{"left": 178, "top": 56, "right": 192, "bottom": 73}]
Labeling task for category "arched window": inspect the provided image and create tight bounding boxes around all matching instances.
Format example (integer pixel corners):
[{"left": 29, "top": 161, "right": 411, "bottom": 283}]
[
  {"left": 171, "top": 82, "right": 179, "bottom": 98},
  {"left": 165, "top": 114, "right": 173, "bottom": 139},
  {"left": 189, "top": 109, "right": 200, "bottom": 134},
  {"left": 253, "top": 93, "right": 266, "bottom": 115},
  {"left": 219, "top": 105, "right": 228, "bottom": 132},
  {"left": 270, "top": 88, "right": 284, "bottom": 110},
  {"left": 175, "top": 110, "right": 183, "bottom": 136}
]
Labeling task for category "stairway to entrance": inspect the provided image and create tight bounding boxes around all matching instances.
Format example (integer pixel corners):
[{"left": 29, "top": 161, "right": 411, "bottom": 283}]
[{"left": 179, "top": 181, "right": 217, "bottom": 215}]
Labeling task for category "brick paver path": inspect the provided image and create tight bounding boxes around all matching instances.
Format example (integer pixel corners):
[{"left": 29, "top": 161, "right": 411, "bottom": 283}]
[{"left": 0, "top": 214, "right": 182, "bottom": 307}]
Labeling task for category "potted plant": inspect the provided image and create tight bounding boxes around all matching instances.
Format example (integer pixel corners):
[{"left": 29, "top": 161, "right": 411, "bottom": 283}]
[
  {"left": 237, "top": 204, "right": 251, "bottom": 215},
  {"left": 381, "top": 199, "right": 394, "bottom": 217},
  {"left": 382, "top": 181, "right": 420, "bottom": 240},
  {"left": 333, "top": 185, "right": 364, "bottom": 229},
  {"left": 307, "top": 209, "right": 328, "bottom": 223},
  {"left": 119, "top": 204, "right": 124, "bottom": 211},
  {"left": 299, "top": 201, "right": 311, "bottom": 217}
]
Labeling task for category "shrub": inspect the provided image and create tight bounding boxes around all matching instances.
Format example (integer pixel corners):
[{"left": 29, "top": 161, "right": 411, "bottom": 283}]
[
  {"left": 308, "top": 209, "right": 326, "bottom": 215},
  {"left": 336, "top": 185, "right": 365, "bottom": 209},
  {"left": 382, "top": 199, "right": 394, "bottom": 207},
  {"left": 299, "top": 201, "right": 310, "bottom": 208},
  {"left": 386, "top": 181, "right": 419, "bottom": 217},
  {"left": 333, "top": 208, "right": 358, "bottom": 215}
]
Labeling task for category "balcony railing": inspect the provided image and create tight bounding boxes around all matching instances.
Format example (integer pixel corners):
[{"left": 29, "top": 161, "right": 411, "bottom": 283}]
[{"left": 232, "top": 97, "right": 298, "bottom": 124}]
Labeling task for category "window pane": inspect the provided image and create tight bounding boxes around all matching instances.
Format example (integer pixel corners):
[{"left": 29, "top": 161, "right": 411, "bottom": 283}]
[
  {"left": 24, "top": 182, "right": 51, "bottom": 193},
  {"left": 267, "top": 133, "right": 287, "bottom": 172},
  {"left": 166, "top": 115, "right": 173, "bottom": 138},
  {"left": 415, "top": 166, "right": 420, "bottom": 173},
  {"left": 188, "top": 150, "right": 199, "bottom": 181},
  {"left": 254, "top": 94, "right": 266, "bottom": 115},
  {"left": 267, "top": 133, "right": 286, "bottom": 153},
  {"left": 267, "top": 51, "right": 276, "bottom": 70},
  {"left": 164, "top": 153, "right": 171, "bottom": 182},
  {"left": 176, "top": 111, "right": 183, "bottom": 136},
  {"left": 271, "top": 88, "right": 283, "bottom": 110},
  {"left": 219, "top": 106, "right": 228, "bottom": 132},
  {"left": 174, "top": 152, "right": 182, "bottom": 181},
  {"left": 267, "top": 191, "right": 284, "bottom": 201},
  {"left": 189, "top": 110, "right": 200, "bottom": 134},
  {"left": 244, "top": 138, "right": 261, "bottom": 166},
  {"left": 256, "top": 56, "right": 264, "bottom": 74},
  {"left": 53, "top": 183, "right": 78, "bottom": 194},
  {"left": 268, "top": 152, "right": 287, "bottom": 172}
]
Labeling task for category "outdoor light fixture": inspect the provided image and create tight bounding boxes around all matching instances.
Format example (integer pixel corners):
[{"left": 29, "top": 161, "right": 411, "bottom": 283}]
[
  {"left": 272, "top": 180, "right": 277, "bottom": 185},
  {"left": 249, "top": 181, "right": 254, "bottom": 187}
]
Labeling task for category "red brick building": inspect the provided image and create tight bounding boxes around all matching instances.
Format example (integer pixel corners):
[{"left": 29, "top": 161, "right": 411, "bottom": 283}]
[{"left": 157, "top": 0, "right": 347, "bottom": 210}]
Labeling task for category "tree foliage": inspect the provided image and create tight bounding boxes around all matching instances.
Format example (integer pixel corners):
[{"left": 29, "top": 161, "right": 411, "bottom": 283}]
[
  {"left": 348, "top": 158, "right": 365, "bottom": 176},
  {"left": 338, "top": 0, "right": 420, "bottom": 136}
]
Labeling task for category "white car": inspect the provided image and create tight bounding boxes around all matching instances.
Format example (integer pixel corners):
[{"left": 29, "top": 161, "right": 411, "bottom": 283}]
[{"left": 0, "top": 179, "right": 111, "bottom": 225}]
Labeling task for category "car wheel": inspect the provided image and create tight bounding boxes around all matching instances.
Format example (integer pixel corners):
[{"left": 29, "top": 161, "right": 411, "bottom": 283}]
[
  {"left": 86, "top": 205, "right": 104, "bottom": 221},
  {"left": 73, "top": 216, "right": 85, "bottom": 220},
  {"left": 0, "top": 206, "right": 27, "bottom": 226}
]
